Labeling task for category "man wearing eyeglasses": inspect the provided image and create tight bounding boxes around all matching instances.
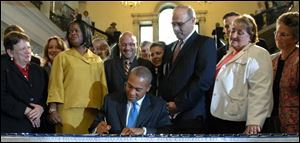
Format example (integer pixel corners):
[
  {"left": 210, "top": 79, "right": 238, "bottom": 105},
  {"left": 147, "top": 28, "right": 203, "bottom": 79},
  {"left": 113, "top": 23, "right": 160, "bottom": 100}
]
[
  {"left": 158, "top": 5, "right": 217, "bottom": 134},
  {"left": 104, "top": 31, "right": 154, "bottom": 95}
]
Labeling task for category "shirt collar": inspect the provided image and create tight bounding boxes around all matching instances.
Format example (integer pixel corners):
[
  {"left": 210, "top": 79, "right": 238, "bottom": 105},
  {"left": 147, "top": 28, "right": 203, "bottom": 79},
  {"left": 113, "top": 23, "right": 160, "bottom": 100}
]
[
  {"left": 128, "top": 95, "right": 146, "bottom": 107},
  {"left": 14, "top": 62, "right": 29, "bottom": 72},
  {"left": 182, "top": 29, "right": 196, "bottom": 44}
]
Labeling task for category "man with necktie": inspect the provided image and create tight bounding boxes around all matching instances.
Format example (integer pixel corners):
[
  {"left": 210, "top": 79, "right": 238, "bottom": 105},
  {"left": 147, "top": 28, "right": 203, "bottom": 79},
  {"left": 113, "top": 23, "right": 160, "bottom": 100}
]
[
  {"left": 104, "top": 32, "right": 154, "bottom": 95},
  {"left": 89, "top": 66, "right": 171, "bottom": 135},
  {"left": 159, "top": 5, "right": 217, "bottom": 134}
]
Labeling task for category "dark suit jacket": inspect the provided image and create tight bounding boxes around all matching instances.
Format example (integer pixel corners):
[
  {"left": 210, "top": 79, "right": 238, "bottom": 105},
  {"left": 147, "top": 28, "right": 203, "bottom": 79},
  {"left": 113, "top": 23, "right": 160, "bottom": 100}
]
[
  {"left": 1, "top": 60, "right": 48, "bottom": 133},
  {"left": 104, "top": 56, "right": 155, "bottom": 94},
  {"left": 159, "top": 31, "right": 217, "bottom": 120},
  {"left": 89, "top": 93, "right": 172, "bottom": 134}
]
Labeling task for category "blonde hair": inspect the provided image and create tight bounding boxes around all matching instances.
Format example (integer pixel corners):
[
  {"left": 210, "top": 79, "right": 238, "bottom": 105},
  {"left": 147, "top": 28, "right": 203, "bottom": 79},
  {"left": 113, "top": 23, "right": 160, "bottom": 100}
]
[
  {"left": 43, "top": 36, "right": 67, "bottom": 64},
  {"left": 233, "top": 14, "right": 258, "bottom": 43}
]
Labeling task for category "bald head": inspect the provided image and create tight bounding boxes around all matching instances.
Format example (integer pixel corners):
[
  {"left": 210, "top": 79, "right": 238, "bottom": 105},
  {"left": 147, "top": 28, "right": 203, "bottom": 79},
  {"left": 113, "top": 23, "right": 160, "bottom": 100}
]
[
  {"left": 118, "top": 31, "right": 137, "bottom": 60},
  {"left": 172, "top": 5, "right": 196, "bottom": 40},
  {"left": 174, "top": 5, "right": 196, "bottom": 20},
  {"left": 119, "top": 31, "right": 137, "bottom": 44}
]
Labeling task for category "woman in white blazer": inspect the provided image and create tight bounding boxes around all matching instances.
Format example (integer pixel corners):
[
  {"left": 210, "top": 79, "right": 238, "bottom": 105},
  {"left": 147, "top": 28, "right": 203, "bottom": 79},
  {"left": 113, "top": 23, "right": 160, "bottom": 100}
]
[{"left": 210, "top": 14, "right": 273, "bottom": 135}]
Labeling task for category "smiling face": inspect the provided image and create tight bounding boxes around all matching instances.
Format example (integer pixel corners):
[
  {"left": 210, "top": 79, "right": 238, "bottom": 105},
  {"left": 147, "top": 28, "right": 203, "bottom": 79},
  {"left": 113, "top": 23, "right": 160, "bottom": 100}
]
[
  {"left": 150, "top": 46, "right": 164, "bottom": 67},
  {"left": 92, "top": 39, "right": 110, "bottom": 59},
  {"left": 118, "top": 32, "right": 137, "bottom": 60},
  {"left": 8, "top": 39, "right": 32, "bottom": 67},
  {"left": 47, "top": 39, "right": 63, "bottom": 62},
  {"left": 140, "top": 44, "right": 151, "bottom": 60}
]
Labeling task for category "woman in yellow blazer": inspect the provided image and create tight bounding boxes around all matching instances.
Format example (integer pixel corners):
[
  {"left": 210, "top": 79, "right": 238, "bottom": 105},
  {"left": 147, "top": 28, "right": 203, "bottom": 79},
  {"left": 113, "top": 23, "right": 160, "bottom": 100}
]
[{"left": 47, "top": 20, "right": 108, "bottom": 134}]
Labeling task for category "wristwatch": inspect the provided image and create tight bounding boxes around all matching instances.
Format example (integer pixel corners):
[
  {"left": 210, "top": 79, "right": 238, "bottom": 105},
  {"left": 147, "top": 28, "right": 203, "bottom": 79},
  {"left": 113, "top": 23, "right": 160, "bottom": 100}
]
[{"left": 49, "top": 108, "right": 57, "bottom": 114}]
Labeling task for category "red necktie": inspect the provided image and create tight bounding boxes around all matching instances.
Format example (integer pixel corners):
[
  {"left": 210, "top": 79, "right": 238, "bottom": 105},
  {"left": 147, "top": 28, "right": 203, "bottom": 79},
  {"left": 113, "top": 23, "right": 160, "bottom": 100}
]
[{"left": 172, "top": 40, "right": 183, "bottom": 64}]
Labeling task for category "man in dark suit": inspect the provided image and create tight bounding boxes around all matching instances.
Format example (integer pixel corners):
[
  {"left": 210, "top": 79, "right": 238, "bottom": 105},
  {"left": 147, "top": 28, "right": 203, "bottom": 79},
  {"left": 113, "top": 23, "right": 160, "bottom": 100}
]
[
  {"left": 158, "top": 5, "right": 217, "bottom": 134},
  {"left": 89, "top": 66, "right": 171, "bottom": 135},
  {"left": 104, "top": 31, "right": 154, "bottom": 94}
]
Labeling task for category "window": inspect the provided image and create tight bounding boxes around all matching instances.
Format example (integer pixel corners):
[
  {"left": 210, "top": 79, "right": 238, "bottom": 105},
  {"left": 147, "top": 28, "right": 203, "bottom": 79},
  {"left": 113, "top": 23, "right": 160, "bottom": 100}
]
[
  {"left": 159, "top": 8, "right": 176, "bottom": 45},
  {"left": 140, "top": 25, "right": 153, "bottom": 43}
]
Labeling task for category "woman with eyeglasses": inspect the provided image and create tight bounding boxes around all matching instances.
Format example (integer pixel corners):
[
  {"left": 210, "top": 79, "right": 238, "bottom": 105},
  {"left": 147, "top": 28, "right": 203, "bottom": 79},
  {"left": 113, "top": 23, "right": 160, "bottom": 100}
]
[
  {"left": 209, "top": 14, "right": 273, "bottom": 135},
  {"left": 270, "top": 12, "right": 299, "bottom": 133}
]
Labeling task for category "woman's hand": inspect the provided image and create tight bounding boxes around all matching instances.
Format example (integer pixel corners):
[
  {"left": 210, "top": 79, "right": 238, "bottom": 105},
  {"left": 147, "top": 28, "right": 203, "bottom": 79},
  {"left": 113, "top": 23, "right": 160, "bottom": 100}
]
[
  {"left": 26, "top": 103, "right": 44, "bottom": 120},
  {"left": 244, "top": 125, "right": 261, "bottom": 135}
]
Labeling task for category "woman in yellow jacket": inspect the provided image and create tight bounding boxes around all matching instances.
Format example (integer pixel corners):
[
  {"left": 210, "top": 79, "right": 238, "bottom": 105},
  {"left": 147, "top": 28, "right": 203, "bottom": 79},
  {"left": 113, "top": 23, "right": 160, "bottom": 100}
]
[{"left": 47, "top": 20, "right": 108, "bottom": 134}]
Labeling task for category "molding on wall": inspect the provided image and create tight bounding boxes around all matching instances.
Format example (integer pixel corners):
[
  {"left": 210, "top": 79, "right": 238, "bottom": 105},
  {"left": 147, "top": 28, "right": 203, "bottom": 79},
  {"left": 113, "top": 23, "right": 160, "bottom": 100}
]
[{"left": 1, "top": 1, "right": 64, "bottom": 55}]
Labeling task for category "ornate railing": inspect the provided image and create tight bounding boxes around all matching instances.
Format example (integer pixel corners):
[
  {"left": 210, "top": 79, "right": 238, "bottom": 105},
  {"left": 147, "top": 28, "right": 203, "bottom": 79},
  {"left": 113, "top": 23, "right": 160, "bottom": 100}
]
[
  {"left": 30, "top": 1, "right": 42, "bottom": 10},
  {"left": 253, "top": 3, "right": 293, "bottom": 31}
]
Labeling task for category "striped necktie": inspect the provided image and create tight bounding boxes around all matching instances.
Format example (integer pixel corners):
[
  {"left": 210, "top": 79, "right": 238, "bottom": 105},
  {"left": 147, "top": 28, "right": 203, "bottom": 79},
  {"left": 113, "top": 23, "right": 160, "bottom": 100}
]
[
  {"left": 124, "top": 60, "right": 130, "bottom": 76},
  {"left": 172, "top": 40, "right": 183, "bottom": 64}
]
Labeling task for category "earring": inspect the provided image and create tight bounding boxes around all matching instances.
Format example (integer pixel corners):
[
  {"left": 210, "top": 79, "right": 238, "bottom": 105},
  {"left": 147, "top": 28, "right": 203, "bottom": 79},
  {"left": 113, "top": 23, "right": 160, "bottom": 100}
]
[{"left": 10, "top": 57, "right": 13, "bottom": 61}]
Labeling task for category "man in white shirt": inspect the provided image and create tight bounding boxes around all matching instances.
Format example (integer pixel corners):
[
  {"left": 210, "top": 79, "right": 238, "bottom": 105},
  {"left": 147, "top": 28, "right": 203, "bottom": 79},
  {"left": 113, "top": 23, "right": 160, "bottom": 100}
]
[{"left": 89, "top": 66, "right": 171, "bottom": 135}]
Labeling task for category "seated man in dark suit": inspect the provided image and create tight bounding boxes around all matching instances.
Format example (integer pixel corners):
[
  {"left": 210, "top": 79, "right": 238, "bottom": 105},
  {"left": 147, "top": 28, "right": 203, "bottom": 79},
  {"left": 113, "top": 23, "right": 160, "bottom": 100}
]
[{"left": 89, "top": 66, "right": 171, "bottom": 135}]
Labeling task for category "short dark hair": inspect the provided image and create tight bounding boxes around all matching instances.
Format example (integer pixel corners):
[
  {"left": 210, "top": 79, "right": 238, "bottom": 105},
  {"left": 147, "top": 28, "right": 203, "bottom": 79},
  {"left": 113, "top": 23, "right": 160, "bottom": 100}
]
[
  {"left": 66, "top": 19, "right": 92, "bottom": 48},
  {"left": 223, "top": 12, "right": 240, "bottom": 20},
  {"left": 3, "top": 31, "right": 30, "bottom": 51},
  {"left": 150, "top": 42, "right": 165, "bottom": 50},
  {"left": 129, "top": 66, "right": 152, "bottom": 85}
]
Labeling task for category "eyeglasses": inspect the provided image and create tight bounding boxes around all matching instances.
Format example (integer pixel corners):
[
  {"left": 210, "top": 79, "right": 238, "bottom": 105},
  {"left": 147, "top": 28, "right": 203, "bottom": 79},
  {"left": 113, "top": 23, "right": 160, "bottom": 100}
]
[
  {"left": 172, "top": 17, "right": 193, "bottom": 27},
  {"left": 120, "top": 42, "right": 136, "bottom": 47},
  {"left": 274, "top": 31, "right": 293, "bottom": 38}
]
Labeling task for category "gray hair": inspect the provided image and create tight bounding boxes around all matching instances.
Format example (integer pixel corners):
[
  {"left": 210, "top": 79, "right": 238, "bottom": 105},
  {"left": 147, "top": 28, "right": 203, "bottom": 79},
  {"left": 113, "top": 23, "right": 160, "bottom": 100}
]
[{"left": 276, "top": 11, "right": 299, "bottom": 40}]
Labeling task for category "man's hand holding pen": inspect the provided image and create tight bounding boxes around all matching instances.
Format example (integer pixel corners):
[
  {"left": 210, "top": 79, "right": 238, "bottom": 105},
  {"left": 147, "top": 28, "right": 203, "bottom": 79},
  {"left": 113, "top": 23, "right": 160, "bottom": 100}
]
[{"left": 95, "top": 120, "right": 111, "bottom": 134}]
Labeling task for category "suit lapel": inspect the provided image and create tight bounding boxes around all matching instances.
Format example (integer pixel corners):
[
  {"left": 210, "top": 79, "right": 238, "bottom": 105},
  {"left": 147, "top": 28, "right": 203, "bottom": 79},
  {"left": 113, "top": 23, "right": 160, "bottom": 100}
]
[
  {"left": 130, "top": 57, "right": 138, "bottom": 69},
  {"left": 9, "top": 62, "right": 30, "bottom": 83},
  {"left": 168, "top": 32, "right": 198, "bottom": 76},
  {"left": 8, "top": 63, "right": 32, "bottom": 98},
  {"left": 115, "top": 57, "right": 127, "bottom": 79},
  {"left": 135, "top": 95, "right": 152, "bottom": 127},
  {"left": 225, "top": 43, "right": 253, "bottom": 65}
]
